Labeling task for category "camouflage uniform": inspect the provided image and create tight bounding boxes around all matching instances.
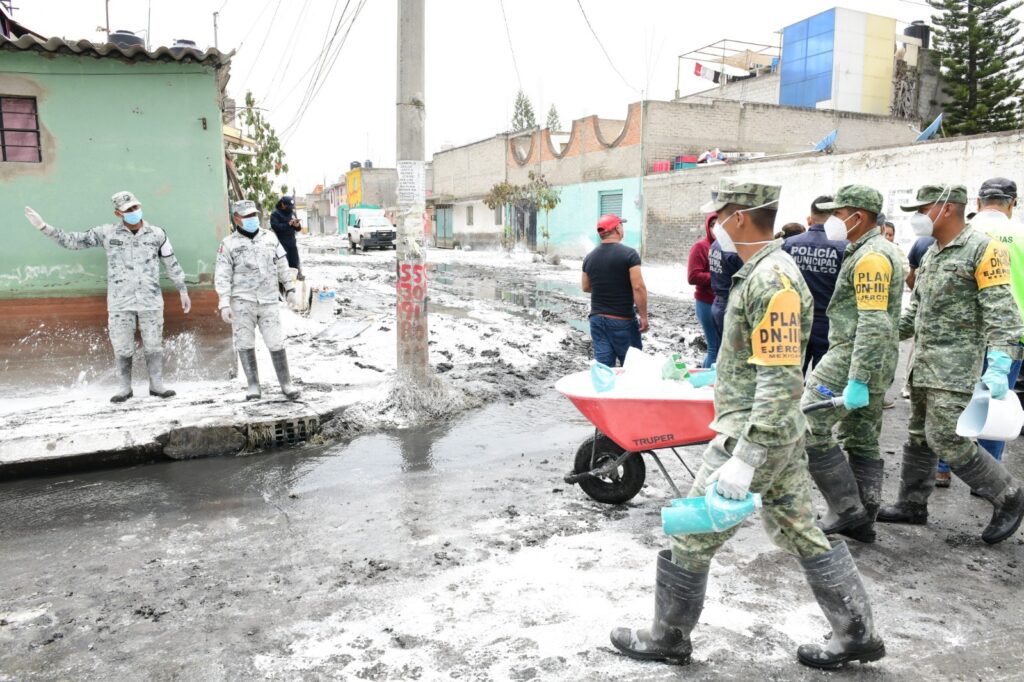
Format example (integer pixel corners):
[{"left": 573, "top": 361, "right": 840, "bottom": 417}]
[
  {"left": 670, "top": 182, "right": 832, "bottom": 572},
  {"left": 879, "top": 185, "right": 1024, "bottom": 545},
  {"left": 214, "top": 225, "right": 293, "bottom": 352},
  {"left": 40, "top": 221, "right": 187, "bottom": 356},
  {"left": 804, "top": 186, "right": 905, "bottom": 459}
]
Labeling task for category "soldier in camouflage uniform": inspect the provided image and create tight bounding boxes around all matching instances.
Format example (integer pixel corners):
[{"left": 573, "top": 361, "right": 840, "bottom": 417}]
[
  {"left": 610, "top": 181, "right": 885, "bottom": 671},
  {"left": 215, "top": 200, "right": 300, "bottom": 401},
  {"left": 801, "top": 185, "right": 905, "bottom": 544},
  {"left": 24, "top": 192, "right": 191, "bottom": 403},
  {"left": 878, "top": 185, "right": 1024, "bottom": 544}
]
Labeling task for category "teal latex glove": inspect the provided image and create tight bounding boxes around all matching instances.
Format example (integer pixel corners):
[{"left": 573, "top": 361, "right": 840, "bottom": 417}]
[
  {"left": 982, "top": 350, "right": 1013, "bottom": 399},
  {"left": 842, "top": 379, "right": 870, "bottom": 410},
  {"left": 689, "top": 363, "right": 716, "bottom": 388}
]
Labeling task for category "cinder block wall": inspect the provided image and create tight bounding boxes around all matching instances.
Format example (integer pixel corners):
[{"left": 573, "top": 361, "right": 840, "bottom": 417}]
[{"left": 432, "top": 136, "right": 508, "bottom": 199}]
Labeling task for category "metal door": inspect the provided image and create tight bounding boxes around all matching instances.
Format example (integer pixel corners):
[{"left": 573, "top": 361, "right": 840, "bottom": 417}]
[{"left": 435, "top": 205, "right": 454, "bottom": 248}]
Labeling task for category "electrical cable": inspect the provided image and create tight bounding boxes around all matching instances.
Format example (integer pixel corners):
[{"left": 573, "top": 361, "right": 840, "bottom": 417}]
[
  {"left": 498, "top": 0, "right": 523, "bottom": 91},
  {"left": 237, "top": 0, "right": 285, "bottom": 93},
  {"left": 575, "top": 0, "right": 638, "bottom": 93},
  {"left": 267, "top": 0, "right": 314, "bottom": 93}
]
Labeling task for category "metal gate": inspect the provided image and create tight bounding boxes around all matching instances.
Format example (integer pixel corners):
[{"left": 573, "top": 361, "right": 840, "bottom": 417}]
[{"left": 435, "top": 205, "right": 454, "bottom": 248}]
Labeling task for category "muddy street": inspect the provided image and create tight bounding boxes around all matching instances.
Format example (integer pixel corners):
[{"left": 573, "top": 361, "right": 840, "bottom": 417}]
[{"left": 2, "top": 245, "right": 1023, "bottom": 681}]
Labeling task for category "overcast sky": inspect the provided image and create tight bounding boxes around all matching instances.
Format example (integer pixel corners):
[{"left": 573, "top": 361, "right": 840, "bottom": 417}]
[{"left": 17, "top": 1, "right": 964, "bottom": 194}]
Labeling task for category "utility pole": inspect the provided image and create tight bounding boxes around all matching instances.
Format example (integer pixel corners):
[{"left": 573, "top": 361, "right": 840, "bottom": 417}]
[
  {"left": 395, "top": 0, "right": 429, "bottom": 385},
  {"left": 105, "top": 0, "right": 111, "bottom": 40},
  {"left": 213, "top": 11, "right": 219, "bottom": 50}
]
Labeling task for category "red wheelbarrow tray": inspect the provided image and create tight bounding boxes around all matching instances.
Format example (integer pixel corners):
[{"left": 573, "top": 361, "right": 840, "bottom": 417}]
[{"left": 555, "top": 368, "right": 716, "bottom": 452}]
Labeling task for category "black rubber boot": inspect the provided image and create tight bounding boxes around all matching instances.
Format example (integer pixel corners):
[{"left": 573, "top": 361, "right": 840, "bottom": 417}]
[
  {"left": 609, "top": 550, "right": 707, "bottom": 665},
  {"left": 270, "top": 349, "right": 300, "bottom": 400},
  {"left": 951, "top": 447, "right": 1024, "bottom": 544},
  {"left": 839, "top": 455, "right": 885, "bottom": 543},
  {"left": 807, "top": 445, "right": 870, "bottom": 535},
  {"left": 238, "top": 349, "right": 261, "bottom": 401},
  {"left": 110, "top": 355, "right": 134, "bottom": 403},
  {"left": 877, "top": 444, "right": 937, "bottom": 525},
  {"left": 145, "top": 352, "right": 176, "bottom": 398},
  {"left": 797, "top": 542, "right": 886, "bottom": 670}
]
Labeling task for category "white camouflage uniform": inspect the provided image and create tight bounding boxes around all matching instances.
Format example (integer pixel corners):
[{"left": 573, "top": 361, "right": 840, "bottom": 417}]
[
  {"left": 214, "top": 229, "right": 293, "bottom": 351},
  {"left": 40, "top": 222, "right": 187, "bottom": 356}
]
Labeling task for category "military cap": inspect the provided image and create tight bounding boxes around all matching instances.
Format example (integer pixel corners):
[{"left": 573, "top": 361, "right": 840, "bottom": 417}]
[
  {"left": 978, "top": 177, "right": 1017, "bottom": 200},
  {"left": 111, "top": 190, "right": 140, "bottom": 211},
  {"left": 232, "top": 199, "right": 258, "bottom": 216},
  {"left": 700, "top": 179, "right": 781, "bottom": 213},
  {"left": 816, "top": 184, "right": 883, "bottom": 215},
  {"left": 900, "top": 184, "right": 968, "bottom": 211}
]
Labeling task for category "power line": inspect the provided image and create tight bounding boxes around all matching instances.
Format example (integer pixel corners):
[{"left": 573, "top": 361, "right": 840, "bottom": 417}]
[
  {"left": 498, "top": 0, "right": 523, "bottom": 91},
  {"left": 237, "top": 0, "right": 285, "bottom": 93},
  {"left": 267, "top": 0, "right": 314, "bottom": 93},
  {"left": 575, "top": 0, "right": 637, "bottom": 93},
  {"left": 267, "top": 0, "right": 345, "bottom": 110}
]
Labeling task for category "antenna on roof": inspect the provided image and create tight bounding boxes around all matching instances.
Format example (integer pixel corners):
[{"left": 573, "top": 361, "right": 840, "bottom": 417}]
[
  {"left": 812, "top": 129, "right": 838, "bottom": 154},
  {"left": 914, "top": 113, "right": 943, "bottom": 142}
]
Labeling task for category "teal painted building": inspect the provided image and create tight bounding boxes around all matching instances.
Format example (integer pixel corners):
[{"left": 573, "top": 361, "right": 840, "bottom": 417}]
[
  {"left": 0, "top": 35, "right": 231, "bottom": 299},
  {"left": 542, "top": 178, "right": 642, "bottom": 256}
]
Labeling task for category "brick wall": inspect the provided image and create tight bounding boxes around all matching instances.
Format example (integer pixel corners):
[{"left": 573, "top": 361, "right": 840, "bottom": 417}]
[
  {"left": 678, "top": 72, "right": 780, "bottom": 106},
  {"left": 644, "top": 129, "right": 1024, "bottom": 263}
]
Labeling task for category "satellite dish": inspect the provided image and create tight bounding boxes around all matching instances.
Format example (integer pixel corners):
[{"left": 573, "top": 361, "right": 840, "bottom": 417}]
[
  {"left": 813, "top": 129, "right": 838, "bottom": 153},
  {"left": 915, "top": 113, "right": 943, "bottom": 142}
]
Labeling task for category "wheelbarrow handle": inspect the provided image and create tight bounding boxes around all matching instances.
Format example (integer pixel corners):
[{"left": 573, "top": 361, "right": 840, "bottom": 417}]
[{"left": 802, "top": 397, "right": 845, "bottom": 413}]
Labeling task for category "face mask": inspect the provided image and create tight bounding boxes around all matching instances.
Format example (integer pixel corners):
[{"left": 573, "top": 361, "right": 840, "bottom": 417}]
[
  {"left": 713, "top": 200, "right": 779, "bottom": 254},
  {"left": 910, "top": 186, "right": 951, "bottom": 238},
  {"left": 122, "top": 209, "right": 142, "bottom": 225},
  {"left": 823, "top": 213, "right": 859, "bottom": 241},
  {"left": 239, "top": 216, "right": 260, "bottom": 233}
]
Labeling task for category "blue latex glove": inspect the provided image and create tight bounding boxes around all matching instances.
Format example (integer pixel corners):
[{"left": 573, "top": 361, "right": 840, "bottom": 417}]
[
  {"left": 842, "top": 379, "right": 870, "bottom": 410},
  {"left": 689, "top": 363, "right": 716, "bottom": 388},
  {"left": 982, "top": 350, "right": 1013, "bottom": 399}
]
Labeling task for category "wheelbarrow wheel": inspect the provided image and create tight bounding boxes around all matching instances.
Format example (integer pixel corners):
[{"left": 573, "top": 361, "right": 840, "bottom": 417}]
[{"left": 573, "top": 433, "right": 646, "bottom": 505}]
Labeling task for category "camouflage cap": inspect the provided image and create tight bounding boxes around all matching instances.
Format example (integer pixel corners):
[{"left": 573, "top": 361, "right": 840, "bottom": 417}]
[
  {"left": 111, "top": 190, "right": 140, "bottom": 211},
  {"left": 816, "top": 184, "right": 883, "bottom": 214},
  {"left": 699, "top": 179, "right": 781, "bottom": 213},
  {"left": 900, "top": 184, "right": 968, "bottom": 211},
  {"left": 232, "top": 199, "right": 258, "bottom": 216}
]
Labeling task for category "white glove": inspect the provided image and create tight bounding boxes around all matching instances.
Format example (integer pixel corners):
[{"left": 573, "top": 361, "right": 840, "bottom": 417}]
[
  {"left": 286, "top": 289, "right": 298, "bottom": 307},
  {"left": 707, "top": 456, "right": 756, "bottom": 500},
  {"left": 180, "top": 290, "right": 191, "bottom": 314},
  {"left": 220, "top": 306, "right": 233, "bottom": 324},
  {"left": 25, "top": 206, "right": 46, "bottom": 231}
]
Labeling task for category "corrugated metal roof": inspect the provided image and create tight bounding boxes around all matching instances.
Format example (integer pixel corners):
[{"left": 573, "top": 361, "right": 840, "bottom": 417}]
[{"left": 0, "top": 34, "right": 233, "bottom": 67}]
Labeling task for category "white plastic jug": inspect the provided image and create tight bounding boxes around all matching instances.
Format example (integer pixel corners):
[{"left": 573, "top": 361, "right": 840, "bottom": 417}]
[{"left": 956, "top": 382, "right": 1024, "bottom": 441}]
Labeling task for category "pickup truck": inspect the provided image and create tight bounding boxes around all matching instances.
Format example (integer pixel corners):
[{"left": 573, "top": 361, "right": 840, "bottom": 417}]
[{"left": 347, "top": 214, "right": 397, "bottom": 251}]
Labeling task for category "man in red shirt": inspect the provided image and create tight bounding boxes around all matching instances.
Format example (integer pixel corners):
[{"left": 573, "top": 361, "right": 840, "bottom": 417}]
[{"left": 687, "top": 213, "right": 717, "bottom": 367}]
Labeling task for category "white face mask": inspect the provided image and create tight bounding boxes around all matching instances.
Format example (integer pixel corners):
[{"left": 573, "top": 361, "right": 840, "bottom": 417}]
[
  {"left": 823, "top": 213, "right": 859, "bottom": 241},
  {"left": 713, "top": 199, "right": 779, "bottom": 254},
  {"left": 910, "top": 186, "right": 951, "bottom": 238}
]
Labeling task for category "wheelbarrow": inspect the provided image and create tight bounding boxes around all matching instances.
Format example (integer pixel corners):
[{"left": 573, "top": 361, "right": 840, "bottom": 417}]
[{"left": 556, "top": 369, "right": 842, "bottom": 504}]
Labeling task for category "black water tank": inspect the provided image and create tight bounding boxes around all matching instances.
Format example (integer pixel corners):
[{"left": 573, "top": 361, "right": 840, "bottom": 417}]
[
  {"left": 109, "top": 30, "right": 144, "bottom": 49},
  {"left": 170, "top": 39, "right": 199, "bottom": 56},
  {"left": 350, "top": 161, "right": 362, "bottom": 169},
  {"left": 904, "top": 20, "right": 930, "bottom": 49},
  {"left": 365, "top": 160, "right": 373, "bottom": 169}
]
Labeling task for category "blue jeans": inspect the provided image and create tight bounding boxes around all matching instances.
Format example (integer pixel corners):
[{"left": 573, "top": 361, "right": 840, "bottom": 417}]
[
  {"left": 938, "top": 345, "right": 1023, "bottom": 472},
  {"left": 590, "top": 315, "right": 642, "bottom": 367},
  {"left": 694, "top": 300, "right": 719, "bottom": 368}
]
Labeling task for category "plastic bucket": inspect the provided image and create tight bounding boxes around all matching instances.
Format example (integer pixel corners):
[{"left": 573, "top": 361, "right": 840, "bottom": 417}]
[{"left": 956, "top": 382, "right": 1024, "bottom": 441}]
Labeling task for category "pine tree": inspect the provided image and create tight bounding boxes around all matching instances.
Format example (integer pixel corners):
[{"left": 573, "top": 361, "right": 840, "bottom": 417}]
[
  {"left": 927, "top": 0, "right": 1024, "bottom": 135},
  {"left": 510, "top": 89, "right": 536, "bottom": 131},
  {"left": 545, "top": 104, "right": 561, "bottom": 131}
]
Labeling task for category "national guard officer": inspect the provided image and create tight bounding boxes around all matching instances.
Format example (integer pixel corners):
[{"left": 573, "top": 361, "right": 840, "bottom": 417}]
[
  {"left": 800, "top": 185, "right": 905, "bottom": 544},
  {"left": 610, "top": 180, "right": 885, "bottom": 671},
  {"left": 215, "top": 199, "right": 300, "bottom": 401},
  {"left": 878, "top": 184, "right": 1024, "bottom": 543},
  {"left": 24, "top": 192, "right": 191, "bottom": 402}
]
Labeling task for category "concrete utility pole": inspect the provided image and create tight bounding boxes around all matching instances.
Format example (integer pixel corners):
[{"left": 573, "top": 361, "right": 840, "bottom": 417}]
[
  {"left": 395, "top": 0, "right": 429, "bottom": 384},
  {"left": 213, "top": 11, "right": 219, "bottom": 50}
]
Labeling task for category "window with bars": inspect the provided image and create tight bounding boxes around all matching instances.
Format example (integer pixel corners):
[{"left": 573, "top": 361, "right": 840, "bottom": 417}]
[
  {"left": 466, "top": 204, "right": 474, "bottom": 226},
  {"left": 494, "top": 205, "right": 503, "bottom": 225},
  {"left": 599, "top": 191, "right": 623, "bottom": 217},
  {"left": 1, "top": 96, "right": 41, "bottom": 163}
]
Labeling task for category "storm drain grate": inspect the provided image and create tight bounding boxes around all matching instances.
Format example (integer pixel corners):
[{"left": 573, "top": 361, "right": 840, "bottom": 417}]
[{"left": 246, "top": 417, "right": 319, "bottom": 450}]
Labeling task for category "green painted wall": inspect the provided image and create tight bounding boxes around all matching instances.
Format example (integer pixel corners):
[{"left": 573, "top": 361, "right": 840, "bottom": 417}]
[
  {"left": 542, "top": 177, "right": 642, "bottom": 256},
  {"left": 0, "top": 50, "right": 229, "bottom": 299}
]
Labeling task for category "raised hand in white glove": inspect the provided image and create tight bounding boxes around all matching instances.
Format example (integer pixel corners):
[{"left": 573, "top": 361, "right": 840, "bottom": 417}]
[
  {"left": 24, "top": 206, "right": 46, "bottom": 231},
  {"left": 286, "top": 289, "right": 298, "bottom": 307},
  {"left": 220, "top": 306, "right": 233, "bottom": 324},
  {"left": 706, "top": 455, "right": 756, "bottom": 500},
  {"left": 180, "top": 290, "right": 192, "bottom": 314}
]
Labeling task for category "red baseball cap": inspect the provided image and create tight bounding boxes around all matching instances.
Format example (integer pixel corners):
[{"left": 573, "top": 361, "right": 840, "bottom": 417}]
[{"left": 596, "top": 214, "right": 627, "bottom": 233}]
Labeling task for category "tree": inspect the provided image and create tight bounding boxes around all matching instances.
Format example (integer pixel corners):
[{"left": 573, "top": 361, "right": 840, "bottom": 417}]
[
  {"left": 545, "top": 104, "right": 561, "bottom": 131},
  {"left": 234, "top": 91, "right": 290, "bottom": 214},
  {"left": 511, "top": 89, "right": 536, "bottom": 131},
  {"left": 927, "top": 0, "right": 1024, "bottom": 135},
  {"left": 484, "top": 172, "right": 560, "bottom": 252}
]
